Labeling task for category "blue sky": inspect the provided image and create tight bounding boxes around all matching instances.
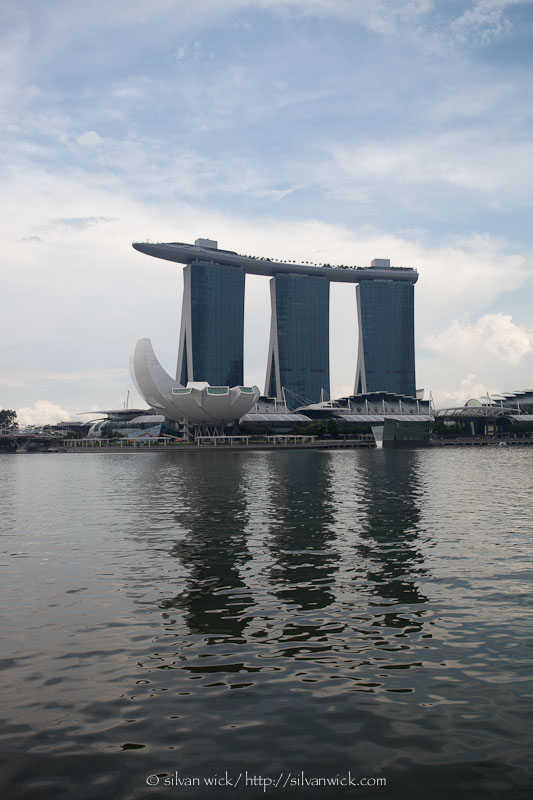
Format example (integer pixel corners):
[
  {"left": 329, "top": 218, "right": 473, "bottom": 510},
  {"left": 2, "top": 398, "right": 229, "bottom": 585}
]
[{"left": 1, "top": 0, "right": 532, "bottom": 423}]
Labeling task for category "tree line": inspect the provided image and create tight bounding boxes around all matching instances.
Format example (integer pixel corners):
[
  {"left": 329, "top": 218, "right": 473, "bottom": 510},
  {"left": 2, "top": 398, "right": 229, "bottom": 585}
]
[{"left": 0, "top": 410, "right": 18, "bottom": 429}]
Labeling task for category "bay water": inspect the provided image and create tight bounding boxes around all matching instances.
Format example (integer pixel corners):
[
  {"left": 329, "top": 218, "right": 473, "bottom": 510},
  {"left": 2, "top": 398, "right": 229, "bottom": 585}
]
[{"left": 0, "top": 448, "right": 531, "bottom": 799}]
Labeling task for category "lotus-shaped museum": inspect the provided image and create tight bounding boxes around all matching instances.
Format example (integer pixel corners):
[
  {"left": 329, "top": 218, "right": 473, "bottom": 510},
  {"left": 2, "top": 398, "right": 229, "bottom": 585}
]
[{"left": 130, "top": 339, "right": 260, "bottom": 426}]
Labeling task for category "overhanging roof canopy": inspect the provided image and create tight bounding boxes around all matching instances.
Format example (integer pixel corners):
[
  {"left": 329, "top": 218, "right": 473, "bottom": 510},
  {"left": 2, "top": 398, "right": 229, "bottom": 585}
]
[
  {"left": 333, "top": 414, "right": 433, "bottom": 423},
  {"left": 436, "top": 406, "right": 522, "bottom": 418},
  {"left": 133, "top": 241, "right": 418, "bottom": 284},
  {"left": 240, "top": 413, "right": 311, "bottom": 423}
]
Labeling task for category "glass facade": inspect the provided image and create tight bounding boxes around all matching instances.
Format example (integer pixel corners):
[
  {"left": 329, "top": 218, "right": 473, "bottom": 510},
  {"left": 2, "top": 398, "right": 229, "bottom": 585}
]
[
  {"left": 356, "top": 281, "right": 416, "bottom": 397},
  {"left": 266, "top": 273, "right": 330, "bottom": 408},
  {"left": 181, "top": 261, "right": 245, "bottom": 387}
]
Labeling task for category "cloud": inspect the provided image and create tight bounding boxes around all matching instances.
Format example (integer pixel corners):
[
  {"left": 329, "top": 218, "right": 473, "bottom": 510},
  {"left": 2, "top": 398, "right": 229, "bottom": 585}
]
[
  {"left": 1, "top": 0, "right": 533, "bottom": 415},
  {"left": 16, "top": 400, "right": 76, "bottom": 426},
  {"left": 413, "top": 233, "right": 529, "bottom": 326},
  {"left": 328, "top": 134, "right": 533, "bottom": 199},
  {"left": 0, "top": 376, "right": 27, "bottom": 389},
  {"left": 75, "top": 130, "right": 104, "bottom": 147},
  {"left": 1, "top": 0, "right": 437, "bottom": 37},
  {"left": 40, "top": 369, "right": 131, "bottom": 382},
  {"left": 174, "top": 44, "right": 188, "bottom": 60},
  {"left": 112, "top": 85, "right": 144, "bottom": 99},
  {"left": 2, "top": 148, "right": 530, "bottom": 404},
  {"left": 419, "top": 313, "right": 533, "bottom": 406},
  {"left": 425, "top": 313, "right": 532, "bottom": 364},
  {"left": 3, "top": 0, "right": 532, "bottom": 225},
  {"left": 451, "top": 0, "right": 531, "bottom": 44},
  {"left": 50, "top": 216, "right": 117, "bottom": 230},
  {"left": 429, "top": 374, "right": 503, "bottom": 408},
  {"left": 232, "top": 19, "right": 252, "bottom": 30},
  {"left": 252, "top": 0, "right": 436, "bottom": 34},
  {"left": 4, "top": 369, "right": 130, "bottom": 385}
]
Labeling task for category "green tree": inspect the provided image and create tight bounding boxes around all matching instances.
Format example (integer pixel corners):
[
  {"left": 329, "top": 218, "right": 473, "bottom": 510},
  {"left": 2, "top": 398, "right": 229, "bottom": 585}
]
[
  {"left": 0, "top": 409, "right": 18, "bottom": 430},
  {"left": 510, "top": 420, "right": 533, "bottom": 434},
  {"left": 435, "top": 420, "right": 462, "bottom": 437},
  {"left": 101, "top": 424, "right": 124, "bottom": 439},
  {"left": 326, "top": 418, "right": 339, "bottom": 439},
  {"left": 306, "top": 421, "right": 326, "bottom": 438}
]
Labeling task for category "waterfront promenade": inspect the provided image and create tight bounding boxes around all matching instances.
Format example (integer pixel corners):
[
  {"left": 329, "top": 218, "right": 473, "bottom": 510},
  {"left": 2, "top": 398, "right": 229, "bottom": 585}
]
[
  {"left": 55, "top": 434, "right": 533, "bottom": 451},
  {"left": 59, "top": 435, "right": 377, "bottom": 452},
  {"left": 2, "top": 431, "right": 532, "bottom": 453}
]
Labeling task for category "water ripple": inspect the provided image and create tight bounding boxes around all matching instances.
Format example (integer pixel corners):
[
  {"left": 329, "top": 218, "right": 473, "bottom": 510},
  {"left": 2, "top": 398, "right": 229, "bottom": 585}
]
[{"left": 0, "top": 449, "right": 531, "bottom": 799}]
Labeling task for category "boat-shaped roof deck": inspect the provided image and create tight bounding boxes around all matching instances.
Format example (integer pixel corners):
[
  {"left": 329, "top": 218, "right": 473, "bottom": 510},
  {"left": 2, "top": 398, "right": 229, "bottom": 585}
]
[{"left": 132, "top": 241, "right": 418, "bottom": 284}]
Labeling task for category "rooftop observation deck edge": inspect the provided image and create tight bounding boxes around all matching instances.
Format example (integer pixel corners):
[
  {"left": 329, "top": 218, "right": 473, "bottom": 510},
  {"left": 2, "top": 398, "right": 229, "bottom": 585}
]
[{"left": 132, "top": 242, "right": 418, "bottom": 284}]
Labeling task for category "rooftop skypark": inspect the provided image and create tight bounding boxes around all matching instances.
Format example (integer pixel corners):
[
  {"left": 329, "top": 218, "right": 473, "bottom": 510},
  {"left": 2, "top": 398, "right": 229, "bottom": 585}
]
[{"left": 132, "top": 240, "right": 418, "bottom": 284}]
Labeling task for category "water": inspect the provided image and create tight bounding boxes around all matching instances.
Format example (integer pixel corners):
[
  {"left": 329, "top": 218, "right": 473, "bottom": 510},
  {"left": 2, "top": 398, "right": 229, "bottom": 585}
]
[{"left": 0, "top": 448, "right": 531, "bottom": 800}]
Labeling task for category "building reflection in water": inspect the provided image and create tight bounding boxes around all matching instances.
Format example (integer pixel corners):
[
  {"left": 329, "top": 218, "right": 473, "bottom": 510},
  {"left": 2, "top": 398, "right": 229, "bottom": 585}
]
[
  {"left": 131, "top": 448, "right": 429, "bottom": 682},
  {"left": 350, "top": 449, "right": 428, "bottom": 633},
  {"left": 159, "top": 453, "right": 254, "bottom": 641},
  {"left": 264, "top": 451, "right": 340, "bottom": 615}
]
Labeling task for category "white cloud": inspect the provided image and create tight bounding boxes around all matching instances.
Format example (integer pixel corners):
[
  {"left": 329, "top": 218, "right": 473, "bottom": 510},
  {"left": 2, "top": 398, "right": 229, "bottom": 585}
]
[
  {"left": 3, "top": 0, "right": 436, "bottom": 35},
  {"left": 28, "top": 369, "right": 130, "bottom": 383},
  {"left": 2, "top": 152, "right": 531, "bottom": 408},
  {"left": 419, "top": 313, "right": 533, "bottom": 407},
  {"left": 175, "top": 44, "right": 188, "bottom": 60},
  {"left": 429, "top": 374, "right": 502, "bottom": 408},
  {"left": 232, "top": 19, "right": 252, "bottom": 30},
  {"left": 249, "top": 0, "right": 436, "bottom": 34},
  {"left": 425, "top": 313, "right": 532, "bottom": 365},
  {"left": 50, "top": 216, "right": 117, "bottom": 230},
  {"left": 0, "top": 376, "right": 26, "bottom": 389},
  {"left": 112, "top": 85, "right": 144, "bottom": 99},
  {"left": 1, "top": 0, "right": 532, "bottom": 414},
  {"left": 414, "top": 233, "right": 529, "bottom": 326},
  {"left": 16, "top": 400, "right": 76, "bottom": 427},
  {"left": 451, "top": 0, "right": 531, "bottom": 44},
  {"left": 75, "top": 130, "right": 104, "bottom": 147},
  {"left": 328, "top": 134, "right": 533, "bottom": 198}
]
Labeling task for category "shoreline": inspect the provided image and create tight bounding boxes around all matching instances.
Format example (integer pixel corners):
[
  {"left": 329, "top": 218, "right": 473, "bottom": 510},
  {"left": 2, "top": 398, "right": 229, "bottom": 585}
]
[{"left": 3, "top": 435, "right": 533, "bottom": 454}]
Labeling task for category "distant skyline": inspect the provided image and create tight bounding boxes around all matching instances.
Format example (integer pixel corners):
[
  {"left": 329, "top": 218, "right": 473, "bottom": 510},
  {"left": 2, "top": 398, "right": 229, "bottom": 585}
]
[{"left": 1, "top": 0, "right": 532, "bottom": 424}]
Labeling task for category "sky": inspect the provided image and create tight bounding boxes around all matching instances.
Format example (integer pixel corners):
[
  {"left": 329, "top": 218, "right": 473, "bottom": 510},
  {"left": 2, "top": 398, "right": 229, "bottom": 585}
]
[{"left": 1, "top": 0, "right": 533, "bottom": 425}]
